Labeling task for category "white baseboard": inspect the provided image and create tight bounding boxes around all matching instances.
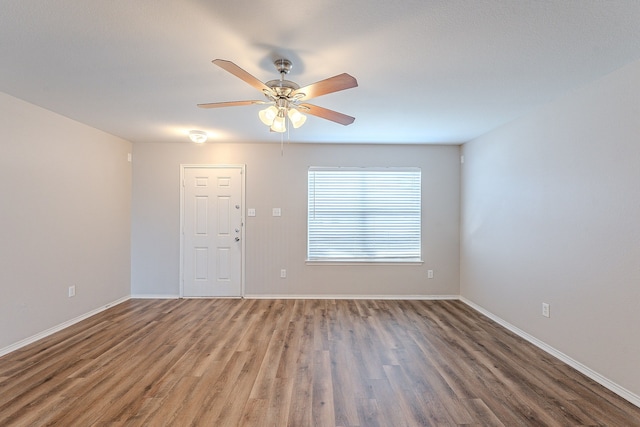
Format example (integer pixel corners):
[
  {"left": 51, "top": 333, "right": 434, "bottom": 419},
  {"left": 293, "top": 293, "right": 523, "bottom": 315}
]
[
  {"left": 460, "top": 296, "right": 640, "bottom": 409},
  {"left": 0, "top": 295, "right": 131, "bottom": 358},
  {"left": 130, "top": 294, "right": 180, "bottom": 299},
  {"left": 243, "top": 294, "right": 460, "bottom": 300},
  {"left": 132, "top": 294, "right": 461, "bottom": 300}
]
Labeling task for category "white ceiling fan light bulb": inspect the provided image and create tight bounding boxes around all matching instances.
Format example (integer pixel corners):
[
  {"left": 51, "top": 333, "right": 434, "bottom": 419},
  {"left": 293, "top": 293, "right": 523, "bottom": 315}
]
[
  {"left": 271, "top": 114, "right": 287, "bottom": 133},
  {"left": 259, "top": 106, "right": 278, "bottom": 126},
  {"left": 188, "top": 130, "right": 208, "bottom": 143},
  {"left": 287, "top": 108, "right": 307, "bottom": 128}
]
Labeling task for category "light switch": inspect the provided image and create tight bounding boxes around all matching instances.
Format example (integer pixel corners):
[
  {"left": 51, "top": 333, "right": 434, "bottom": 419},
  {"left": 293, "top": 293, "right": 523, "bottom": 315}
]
[
  {"left": 272, "top": 208, "right": 281, "bottom": 217},
  {"left": 247, "top": 208, "right": 256, "bottom": 217}
]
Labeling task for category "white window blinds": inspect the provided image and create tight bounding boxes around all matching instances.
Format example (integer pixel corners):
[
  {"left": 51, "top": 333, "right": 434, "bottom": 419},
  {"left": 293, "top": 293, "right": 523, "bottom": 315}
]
[{"left": 307, "top": 167, "right": 421, "bottom": 262}]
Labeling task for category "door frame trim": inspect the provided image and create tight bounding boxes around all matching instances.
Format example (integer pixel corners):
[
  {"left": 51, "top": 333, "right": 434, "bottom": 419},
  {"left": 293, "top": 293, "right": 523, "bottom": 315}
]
[{"left": 179, "top": 164, "right": 246, "bottom": 298}]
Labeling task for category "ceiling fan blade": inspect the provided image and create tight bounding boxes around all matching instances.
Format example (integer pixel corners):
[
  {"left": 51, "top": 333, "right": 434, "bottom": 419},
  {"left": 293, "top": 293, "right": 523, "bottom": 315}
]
[
  {"left": 197, "top": 100, "right": 266, "bottom": 109},
  {"left": 300, "top": 103, "right": 355, "bottom": 125},
  {"left": 293, "top": 73, "right": 358, "bottom": 101},
  {"left": 212, "top": 59, "right": 273, "bottom": 94}
]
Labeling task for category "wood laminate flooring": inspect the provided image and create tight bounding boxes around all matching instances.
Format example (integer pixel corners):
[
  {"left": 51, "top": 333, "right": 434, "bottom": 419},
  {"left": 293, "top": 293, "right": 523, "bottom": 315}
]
[{"left": 1, "top": 299, "right": 639, "bottom": 426}]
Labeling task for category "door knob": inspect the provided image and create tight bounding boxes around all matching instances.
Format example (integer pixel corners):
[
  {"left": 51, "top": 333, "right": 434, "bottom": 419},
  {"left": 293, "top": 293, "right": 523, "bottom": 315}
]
[{"left": 235, "top": 237, "right": 240, "bottom": 242}]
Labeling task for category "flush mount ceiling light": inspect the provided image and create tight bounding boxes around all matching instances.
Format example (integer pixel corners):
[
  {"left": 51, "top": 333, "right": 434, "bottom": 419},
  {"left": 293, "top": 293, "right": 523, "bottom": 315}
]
[
  {"left": 188, "top": 130, "right": 208, "bottom": 143},
  {"left": 197, "top": 58, "right": 357, "bottom": 134}
]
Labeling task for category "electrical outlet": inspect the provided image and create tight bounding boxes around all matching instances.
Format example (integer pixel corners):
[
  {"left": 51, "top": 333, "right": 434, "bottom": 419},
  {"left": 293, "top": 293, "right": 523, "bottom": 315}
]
[
  {"left": 427, "top": 269, "right": 434, "bottom": 279},
  {"left": 542, "top": 302, "right": 550, "bottom": 318},
  {"left": 68, "top": 285, "right": 76, "bottom": 297},
  {"left": 280, "top": 269, "right": 287, "bottom": 278}
]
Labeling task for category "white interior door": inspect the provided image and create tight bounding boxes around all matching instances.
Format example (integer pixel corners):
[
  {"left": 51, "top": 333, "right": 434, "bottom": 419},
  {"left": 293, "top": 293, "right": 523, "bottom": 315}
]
[{"left": 181, "top": 165, "right": 244, "bottom": 297}]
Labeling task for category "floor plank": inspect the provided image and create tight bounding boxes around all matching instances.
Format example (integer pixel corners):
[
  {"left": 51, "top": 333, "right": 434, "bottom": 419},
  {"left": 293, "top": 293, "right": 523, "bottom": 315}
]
[{"left": 1, "top": 299, "right": 639, "bottom": 426}]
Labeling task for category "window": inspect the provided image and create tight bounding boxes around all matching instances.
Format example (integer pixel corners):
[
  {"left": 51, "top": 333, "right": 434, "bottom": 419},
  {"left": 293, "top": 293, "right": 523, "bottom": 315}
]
[{"left": 307, "top": 167, "right": 421, "bottom": 262}]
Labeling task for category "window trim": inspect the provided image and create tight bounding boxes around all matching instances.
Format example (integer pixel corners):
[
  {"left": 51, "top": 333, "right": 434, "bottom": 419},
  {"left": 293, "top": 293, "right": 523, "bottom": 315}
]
[{"left": 305, "top": 260, "right": 424, "bottom": 266}]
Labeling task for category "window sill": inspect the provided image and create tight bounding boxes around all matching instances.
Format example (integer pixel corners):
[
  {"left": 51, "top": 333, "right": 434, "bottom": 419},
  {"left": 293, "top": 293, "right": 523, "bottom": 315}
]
[{"left": 306, "top": 259, "right": 424, "bottom": 266}]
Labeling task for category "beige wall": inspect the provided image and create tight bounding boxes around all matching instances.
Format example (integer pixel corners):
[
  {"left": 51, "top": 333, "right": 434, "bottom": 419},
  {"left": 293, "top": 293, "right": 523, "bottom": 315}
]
[
  {"left": 131, "top": 143, "right": 460, "bottom": 297},
  {"left": 461, "top": 59, "right": 640, "bottom": 398},
  {"left": 0, "top": 92, "right": 132, "bottom": 351}
]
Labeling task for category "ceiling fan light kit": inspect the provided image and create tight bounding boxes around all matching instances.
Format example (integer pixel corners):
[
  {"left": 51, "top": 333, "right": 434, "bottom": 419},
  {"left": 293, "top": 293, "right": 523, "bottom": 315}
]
[
  {"left": 198, "top": 57, "right": 358, "bottom": 135},
  {"left": 271, "top": 109, "right": 287, "bottom": 133},
  {"left": 258, "top": 105, "right": 278, "bottom": 126},
  {"left": 287, "top": 107, "right": 307, "bottom": 128}
]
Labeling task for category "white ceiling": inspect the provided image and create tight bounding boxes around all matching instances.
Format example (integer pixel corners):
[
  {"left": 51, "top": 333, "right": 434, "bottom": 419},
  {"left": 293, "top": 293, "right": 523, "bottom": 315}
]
[{"left": 2, "top": 0, "right": 640, "bottom": 145}]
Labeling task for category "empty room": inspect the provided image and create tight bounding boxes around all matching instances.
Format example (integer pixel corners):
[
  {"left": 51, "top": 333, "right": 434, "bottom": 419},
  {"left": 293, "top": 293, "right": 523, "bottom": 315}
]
[{"left": 1, "top": 1, "right": 639, "bottom": 425}]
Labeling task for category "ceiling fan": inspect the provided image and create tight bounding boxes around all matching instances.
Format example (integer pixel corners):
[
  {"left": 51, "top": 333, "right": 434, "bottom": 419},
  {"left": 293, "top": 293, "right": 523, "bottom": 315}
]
[{"left": 198, "top": 59, "right": 358, "bottom": 133}]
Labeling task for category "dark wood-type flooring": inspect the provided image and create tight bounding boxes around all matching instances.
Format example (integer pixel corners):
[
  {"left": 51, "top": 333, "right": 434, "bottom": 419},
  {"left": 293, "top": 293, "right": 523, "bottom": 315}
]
[{"left": 1, "top": 299, "right": 639, "bottom": 426}]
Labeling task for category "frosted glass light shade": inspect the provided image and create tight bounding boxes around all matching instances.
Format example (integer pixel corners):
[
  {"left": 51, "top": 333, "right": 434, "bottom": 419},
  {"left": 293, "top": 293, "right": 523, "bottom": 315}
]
[
  {"left": 270, "top": 115, "right": 286, "bottom": 133},
  {"left": 258, "top": 106, "right": 278, "bottom": 125},
  {"left": 287, "top": 108, "right": 307, "bottom": 128},
  {"left": 188, "top": 130, "right": 208, "bottom": 143}
]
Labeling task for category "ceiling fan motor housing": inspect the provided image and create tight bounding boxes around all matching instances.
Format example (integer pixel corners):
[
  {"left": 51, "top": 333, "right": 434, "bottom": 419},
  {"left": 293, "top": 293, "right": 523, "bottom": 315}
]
[
  {"left": 263, "top": 59, "right": 303, "bottom": 100},
  {"left": 265, "top": 79, "right": 300, "bottom": 98}
]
